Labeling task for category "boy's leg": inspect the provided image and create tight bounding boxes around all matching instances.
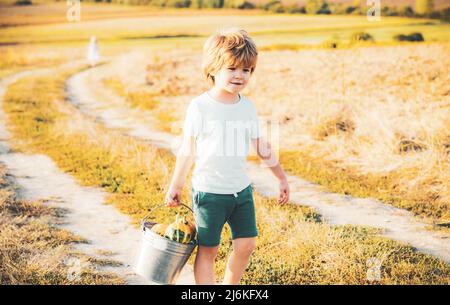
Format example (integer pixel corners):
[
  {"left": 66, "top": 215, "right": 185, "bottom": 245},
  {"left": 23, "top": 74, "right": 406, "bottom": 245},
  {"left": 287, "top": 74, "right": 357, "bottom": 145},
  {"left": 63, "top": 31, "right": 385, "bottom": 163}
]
[
  {"left": 222, "top": 237, "right": 256, "bottom": 285},
  {"left": 194, "top": 245, "right": 219, "bottom": 285},
  {"left": 191, "top": 188, "right": 235, "bottom": 285},
  {"left": 223, "top": 184, "right": 258, "bottom": 284}
]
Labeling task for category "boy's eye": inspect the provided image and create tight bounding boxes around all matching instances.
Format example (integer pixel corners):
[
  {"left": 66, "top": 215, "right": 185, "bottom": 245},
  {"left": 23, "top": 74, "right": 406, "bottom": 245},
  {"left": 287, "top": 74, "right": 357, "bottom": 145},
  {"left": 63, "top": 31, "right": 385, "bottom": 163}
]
[{"left": 228, "top": 67, "right": 250, "bottom": 72}]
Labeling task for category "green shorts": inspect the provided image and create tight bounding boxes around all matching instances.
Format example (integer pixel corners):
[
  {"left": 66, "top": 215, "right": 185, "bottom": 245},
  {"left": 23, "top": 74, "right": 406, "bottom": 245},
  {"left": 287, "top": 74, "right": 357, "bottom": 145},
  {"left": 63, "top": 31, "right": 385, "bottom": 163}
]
[{"left": 191, "top": 184, "right": 258, "bottom": 247}]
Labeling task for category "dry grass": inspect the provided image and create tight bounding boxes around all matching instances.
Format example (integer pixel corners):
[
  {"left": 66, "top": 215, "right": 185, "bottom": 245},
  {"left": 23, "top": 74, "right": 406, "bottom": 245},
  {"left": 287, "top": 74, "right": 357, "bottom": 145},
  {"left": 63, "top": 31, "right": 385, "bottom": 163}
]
[
  {"left": 102, "top": 77, "right": 160, "bottom": 111},
  {"left": 101, "top": 70, "right": 182, "bottom": 133},
  {"left": 251, "top": 43, "right": 450, "bottom": 224},
  {"left": 0, "top": 164, "right": 125, "bottom": 284},
  {"left": 2, "top": 63, "right": 449, "bottom": 284},
  {"left": 0, "top": 45, "right": 85, "bottom": 78}
]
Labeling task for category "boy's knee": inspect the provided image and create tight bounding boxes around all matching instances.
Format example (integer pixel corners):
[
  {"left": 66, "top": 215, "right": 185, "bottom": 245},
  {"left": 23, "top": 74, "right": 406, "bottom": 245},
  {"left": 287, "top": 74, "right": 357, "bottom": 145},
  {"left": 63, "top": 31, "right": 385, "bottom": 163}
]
[
  {"left": 233, "top": 238, "right": 256, "bottom": 257},
  {"left": 198, "top": 245, "right": 219, "bottom": 260}
]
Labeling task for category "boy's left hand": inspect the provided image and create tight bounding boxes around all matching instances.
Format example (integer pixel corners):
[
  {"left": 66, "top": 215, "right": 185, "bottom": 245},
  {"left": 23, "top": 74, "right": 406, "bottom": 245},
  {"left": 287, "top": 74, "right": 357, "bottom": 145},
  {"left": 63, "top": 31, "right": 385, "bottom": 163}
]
[{"left": 278, "top": 178, "right": 290, "bottom": 205}]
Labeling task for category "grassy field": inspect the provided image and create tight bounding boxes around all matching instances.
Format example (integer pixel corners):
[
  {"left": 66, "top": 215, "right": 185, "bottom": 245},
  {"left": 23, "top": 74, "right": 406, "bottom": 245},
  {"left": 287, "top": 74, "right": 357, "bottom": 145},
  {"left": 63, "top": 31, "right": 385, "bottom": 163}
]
[
  {"left": 1, "top": 3, "right": 449, "bottom": 284},
  {"left": 0, "top": 163, "right": 125, "bottom": 284},
  {"left": 2, "top": 64, "right": 449, "bottom": 284}
]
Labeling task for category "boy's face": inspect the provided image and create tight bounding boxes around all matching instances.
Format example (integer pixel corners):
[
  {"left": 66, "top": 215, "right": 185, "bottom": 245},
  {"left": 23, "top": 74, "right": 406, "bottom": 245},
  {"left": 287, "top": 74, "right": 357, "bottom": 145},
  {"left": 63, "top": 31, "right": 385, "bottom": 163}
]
[{"left": 213, "top": 65, "right": 252, "bottom": 94}]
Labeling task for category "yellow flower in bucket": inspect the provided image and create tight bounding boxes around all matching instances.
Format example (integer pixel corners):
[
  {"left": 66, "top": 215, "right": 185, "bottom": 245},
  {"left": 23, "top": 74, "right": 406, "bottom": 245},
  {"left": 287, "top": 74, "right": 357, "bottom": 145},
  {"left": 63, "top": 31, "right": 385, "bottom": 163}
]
[{"left": 151, "top": 213, "right": 196, "bottom": 244}]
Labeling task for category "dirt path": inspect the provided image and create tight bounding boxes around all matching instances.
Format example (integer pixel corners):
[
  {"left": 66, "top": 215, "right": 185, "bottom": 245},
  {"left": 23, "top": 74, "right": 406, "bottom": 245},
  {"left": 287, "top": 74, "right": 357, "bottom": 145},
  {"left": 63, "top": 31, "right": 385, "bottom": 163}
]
[
  {"left": 66, "top": 58, "right": 450, "bottom": 264},
  {"left": 0, "top": 65, "right": 195, "bottom": 284}
]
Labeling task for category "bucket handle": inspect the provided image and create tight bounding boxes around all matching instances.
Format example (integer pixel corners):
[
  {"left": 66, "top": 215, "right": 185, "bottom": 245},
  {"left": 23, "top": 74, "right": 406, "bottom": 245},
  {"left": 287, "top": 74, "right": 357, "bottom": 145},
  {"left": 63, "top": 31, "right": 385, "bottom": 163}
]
[{"left": 141, "top": 202, "right": 194, "bottom": 232}]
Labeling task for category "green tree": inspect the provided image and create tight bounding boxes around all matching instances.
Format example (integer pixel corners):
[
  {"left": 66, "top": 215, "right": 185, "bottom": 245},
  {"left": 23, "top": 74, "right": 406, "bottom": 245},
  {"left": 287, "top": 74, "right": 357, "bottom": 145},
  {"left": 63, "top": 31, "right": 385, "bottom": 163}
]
[
  {"left": 306, "top": 0, "right": 329, "bottom": 14},
  {"left": 401, "top": 6, "right": 414, "bottom": 17},
  {"left": 166, "top": 0, "right": 191, "bottom": 7},
  {"left": 223, "top": 0, "right": 253, "bottom": 9},
  {"left": 415, "top": 0, "right": 434, "bottom": 15},
  {"left": 195, "top": 0, "right": 223, "bottom": 8}
]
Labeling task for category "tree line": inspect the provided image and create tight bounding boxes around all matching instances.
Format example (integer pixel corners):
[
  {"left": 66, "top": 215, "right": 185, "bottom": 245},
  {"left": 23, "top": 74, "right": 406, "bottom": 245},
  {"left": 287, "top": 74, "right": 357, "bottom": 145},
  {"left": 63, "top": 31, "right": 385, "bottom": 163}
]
[{"left": 15, "top": 0, "right": 450, "bottom": 21}]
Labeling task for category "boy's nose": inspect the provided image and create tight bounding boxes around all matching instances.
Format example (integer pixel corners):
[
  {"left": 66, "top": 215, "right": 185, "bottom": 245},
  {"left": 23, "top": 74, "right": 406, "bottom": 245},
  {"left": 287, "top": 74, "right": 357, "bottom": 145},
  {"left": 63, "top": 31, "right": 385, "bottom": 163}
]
[{"left": 234, "top": 71, "right": 244, "bottom": 79}]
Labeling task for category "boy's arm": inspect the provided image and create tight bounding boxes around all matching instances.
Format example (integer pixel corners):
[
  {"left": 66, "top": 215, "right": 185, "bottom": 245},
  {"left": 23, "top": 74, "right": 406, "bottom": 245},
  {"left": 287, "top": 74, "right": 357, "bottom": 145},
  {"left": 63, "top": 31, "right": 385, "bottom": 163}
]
[
  {"left": 251, "top": 137, "right": 290, "bottom": 205},
  {"left": 165, "top": 135, "right": 197, "bottom": 207}
]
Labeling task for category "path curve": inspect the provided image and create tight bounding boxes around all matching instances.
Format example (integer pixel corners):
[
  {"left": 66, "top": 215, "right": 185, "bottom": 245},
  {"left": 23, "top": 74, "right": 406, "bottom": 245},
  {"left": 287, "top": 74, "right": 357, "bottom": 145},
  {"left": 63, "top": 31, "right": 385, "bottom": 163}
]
[
  {"left": 0, "top": 64, "right": 195, "bottom": 284},
  {"left": 66, "top": 57, "right": 450, "bottom": 264}
]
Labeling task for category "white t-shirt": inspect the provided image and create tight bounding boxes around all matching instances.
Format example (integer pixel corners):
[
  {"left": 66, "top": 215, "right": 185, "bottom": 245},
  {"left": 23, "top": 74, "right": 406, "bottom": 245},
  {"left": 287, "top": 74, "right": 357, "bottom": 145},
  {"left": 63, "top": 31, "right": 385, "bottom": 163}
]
[{"left": 183, "top": 91, "right": 261, "bottom": 194}]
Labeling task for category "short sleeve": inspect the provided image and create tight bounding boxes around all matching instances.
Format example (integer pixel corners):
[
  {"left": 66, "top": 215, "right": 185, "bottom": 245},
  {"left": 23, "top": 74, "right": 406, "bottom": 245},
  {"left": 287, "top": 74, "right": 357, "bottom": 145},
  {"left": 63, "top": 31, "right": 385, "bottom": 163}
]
[
  {"left": 250, "top": 104, "right": 261, "bottom": 139},
  {"left": 182, "top": 100, "right": 202, "bottom": 138}
]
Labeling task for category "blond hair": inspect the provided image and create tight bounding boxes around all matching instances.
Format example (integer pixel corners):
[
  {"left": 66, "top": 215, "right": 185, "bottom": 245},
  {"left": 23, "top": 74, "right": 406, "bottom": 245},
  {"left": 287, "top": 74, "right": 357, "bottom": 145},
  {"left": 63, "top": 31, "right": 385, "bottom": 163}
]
[{"left": 202, "top": 27, "right": 258, "bottom": 86}]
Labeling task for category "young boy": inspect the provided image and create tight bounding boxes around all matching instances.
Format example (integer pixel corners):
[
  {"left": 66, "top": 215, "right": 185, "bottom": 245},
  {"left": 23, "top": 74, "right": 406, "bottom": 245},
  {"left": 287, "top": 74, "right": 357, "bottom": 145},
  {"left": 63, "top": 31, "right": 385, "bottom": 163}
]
[{"left": 164, "top": 27, "right": 290, "bottom": 285}]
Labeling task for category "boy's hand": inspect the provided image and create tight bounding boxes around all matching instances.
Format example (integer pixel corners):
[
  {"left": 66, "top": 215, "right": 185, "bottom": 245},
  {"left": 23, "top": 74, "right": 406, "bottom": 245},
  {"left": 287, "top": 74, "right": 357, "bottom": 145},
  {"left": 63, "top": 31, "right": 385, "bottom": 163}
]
[
  {"left": 164, "top": 187, "right": 182, "bottom": 207},
  {"left": 278, "top": 178, "right": 290, "bottom": 205}
]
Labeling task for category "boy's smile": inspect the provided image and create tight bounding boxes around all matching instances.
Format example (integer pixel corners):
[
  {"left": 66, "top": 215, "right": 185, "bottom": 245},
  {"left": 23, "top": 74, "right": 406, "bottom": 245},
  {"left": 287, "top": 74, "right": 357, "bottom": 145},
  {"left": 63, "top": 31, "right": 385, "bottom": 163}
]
[{"left": 210, "top": 66, "right": 251, "bottom": 101}]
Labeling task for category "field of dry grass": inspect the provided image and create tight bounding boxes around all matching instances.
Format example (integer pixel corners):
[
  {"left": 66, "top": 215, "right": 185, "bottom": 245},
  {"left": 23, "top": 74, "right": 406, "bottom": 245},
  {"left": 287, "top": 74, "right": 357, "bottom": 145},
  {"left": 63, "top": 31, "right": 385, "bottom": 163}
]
[
  {"left": 2, "top": 64, "right": 449, "bottom": 284},
  {"left": 0, "top": 163, "right": 125, "bottom": 284},
  {"left": 248, "top": 43, "right": 450, "bottom": 223},
  {"left": 0, "top": 45, "right": 81, "bottom": 78}
]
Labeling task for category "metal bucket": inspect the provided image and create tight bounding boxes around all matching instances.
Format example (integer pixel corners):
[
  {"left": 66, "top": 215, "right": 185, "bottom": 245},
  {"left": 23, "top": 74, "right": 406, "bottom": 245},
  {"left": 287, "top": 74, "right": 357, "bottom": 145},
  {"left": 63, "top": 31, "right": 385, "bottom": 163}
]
[{"left": 133, "top": 203, "right": 197, "bottom": 285}]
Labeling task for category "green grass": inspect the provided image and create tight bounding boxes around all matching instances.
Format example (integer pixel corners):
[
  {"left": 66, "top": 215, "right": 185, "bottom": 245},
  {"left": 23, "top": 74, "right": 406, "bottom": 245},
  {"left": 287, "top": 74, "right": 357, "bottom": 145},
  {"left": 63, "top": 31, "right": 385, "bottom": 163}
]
[{"left": 2, "top": 64, "right": 449, "bottom": 284}]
